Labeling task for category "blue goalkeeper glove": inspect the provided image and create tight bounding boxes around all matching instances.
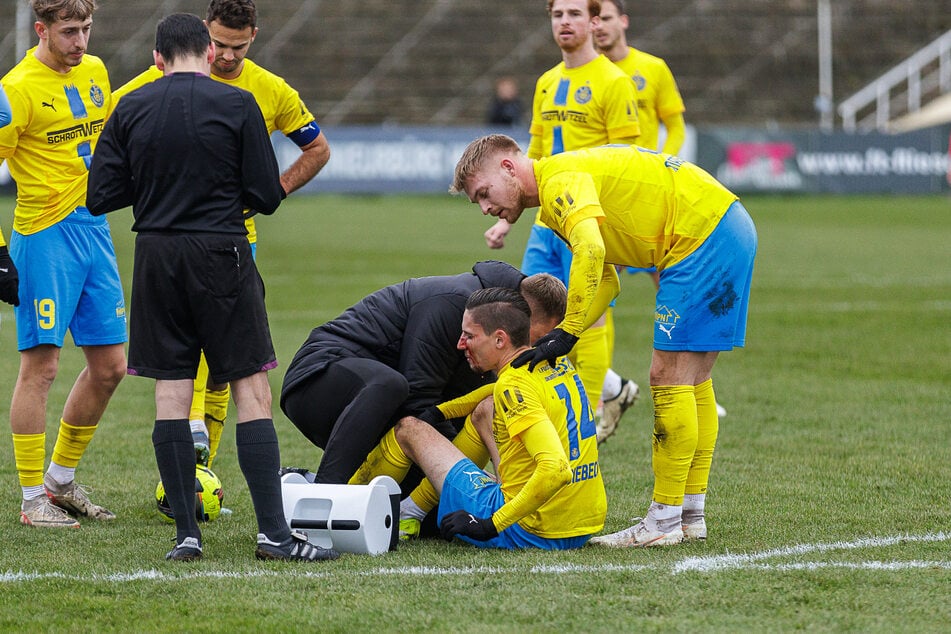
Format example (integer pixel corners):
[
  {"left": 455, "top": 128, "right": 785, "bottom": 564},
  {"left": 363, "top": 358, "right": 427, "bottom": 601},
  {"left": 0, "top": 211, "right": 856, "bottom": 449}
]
[
  {"left": 511, "top": 328, "right": 578, "bottom": 371},
  {"left": 440, "top": 510, "right": 499, "bottom": 542},
  {"left": 0, "top": 246, "right": 19, "bottom": 307}
]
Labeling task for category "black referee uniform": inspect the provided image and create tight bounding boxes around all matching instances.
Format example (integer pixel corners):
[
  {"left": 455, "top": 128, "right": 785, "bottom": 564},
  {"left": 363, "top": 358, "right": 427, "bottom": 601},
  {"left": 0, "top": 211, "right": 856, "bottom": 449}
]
[
  {"left": 86, "top": 63, "right": 328, "bottom": 561},
  {"left": 88, "top": 72, "right": 283, "bottom": 380}
]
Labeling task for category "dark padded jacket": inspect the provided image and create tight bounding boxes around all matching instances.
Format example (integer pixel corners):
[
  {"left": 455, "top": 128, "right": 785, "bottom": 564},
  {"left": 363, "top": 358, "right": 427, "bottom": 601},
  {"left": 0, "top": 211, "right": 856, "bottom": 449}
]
[{"left": 280, "top": 261, "right": 525, "bottom": 418}]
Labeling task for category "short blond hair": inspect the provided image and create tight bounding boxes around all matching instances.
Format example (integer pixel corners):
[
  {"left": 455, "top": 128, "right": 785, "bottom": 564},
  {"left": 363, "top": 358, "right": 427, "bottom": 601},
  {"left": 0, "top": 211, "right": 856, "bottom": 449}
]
[
  {"left": 449, "top": 134, "right": 522, "bottom": 195},
  {"left": 521, "top": 273, "right": 567, "bottom": 322}
]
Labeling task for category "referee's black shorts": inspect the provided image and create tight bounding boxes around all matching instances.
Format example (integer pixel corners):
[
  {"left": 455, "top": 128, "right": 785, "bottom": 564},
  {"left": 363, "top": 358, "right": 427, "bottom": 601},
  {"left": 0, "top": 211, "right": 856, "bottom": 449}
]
[{"left": 128, "top": 233, "right": 276, "bottom": 383}]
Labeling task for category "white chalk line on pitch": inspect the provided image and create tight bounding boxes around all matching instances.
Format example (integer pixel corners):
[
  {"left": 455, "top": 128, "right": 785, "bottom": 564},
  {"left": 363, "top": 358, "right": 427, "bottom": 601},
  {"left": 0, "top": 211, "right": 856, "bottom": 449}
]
[
  {"left": 671, "top": 530, "right": 950, "bottom": 574},
  {"left": 1, "top": 531, "right": 948, "bottom": 583}
]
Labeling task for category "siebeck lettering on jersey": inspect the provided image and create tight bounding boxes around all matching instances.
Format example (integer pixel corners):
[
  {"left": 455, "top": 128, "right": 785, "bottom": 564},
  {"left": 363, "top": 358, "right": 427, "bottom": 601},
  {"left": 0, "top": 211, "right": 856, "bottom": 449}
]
[{"left": 572, "top": 460, "right": 599, "bottom": 483}]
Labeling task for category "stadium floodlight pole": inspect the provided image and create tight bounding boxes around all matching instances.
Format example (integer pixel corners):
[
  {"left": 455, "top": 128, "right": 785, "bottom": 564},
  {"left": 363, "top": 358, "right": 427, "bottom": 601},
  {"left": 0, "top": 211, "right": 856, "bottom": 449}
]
[
  {"left": 817, "top": 0, "right": 834, "bottom": 132},
  {"left": 16, "top": 0, "right": 32, "bottom": 60}
]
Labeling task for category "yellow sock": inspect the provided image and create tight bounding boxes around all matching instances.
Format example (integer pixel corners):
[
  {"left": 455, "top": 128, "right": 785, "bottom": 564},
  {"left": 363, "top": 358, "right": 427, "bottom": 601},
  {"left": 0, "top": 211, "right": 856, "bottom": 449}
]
[
  {"left": 604, "top": 306, "right": 616, "bottom": 368},
  {"left": 452, "top": 418, "right": 490, "bottom": 467},
  {"left": 650, "top": 385, "right": 698, "bottom": 506},
  {"left": 204, "top": 386, "right": 229, "bottom": 467},
  {"left": 686, "top": 379, "right": 719, "bottom": 495},
  {"left": 348, "top": 428, "right": 412, "bottom": 485},
  {"left": 189, "top": 355, "right": 210, "bottom": 421},
  {"left": 410, "top": 478, "right": 440, "bottom": 514},
  {"left": 13, "top": 432, "right": 46, "bottom": 488},
  {"left": 50, "top": 419, "right": 96, "bottom": 469},
  {"left": 567, "top": 323, "right": 608, "bottom": 408}
]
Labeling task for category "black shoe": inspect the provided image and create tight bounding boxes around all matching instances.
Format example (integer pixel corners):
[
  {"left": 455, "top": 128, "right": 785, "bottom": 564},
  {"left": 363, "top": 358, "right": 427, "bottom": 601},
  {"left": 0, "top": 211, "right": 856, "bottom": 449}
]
[
  {"left": 277, "top": 466, "right": 316, "bottom": 483},
  {"left": 166, "top": 536, "right": 203, "bottom": 561},
  {"left": 255, "top": 530, "right": 339, "bottom": 562}
]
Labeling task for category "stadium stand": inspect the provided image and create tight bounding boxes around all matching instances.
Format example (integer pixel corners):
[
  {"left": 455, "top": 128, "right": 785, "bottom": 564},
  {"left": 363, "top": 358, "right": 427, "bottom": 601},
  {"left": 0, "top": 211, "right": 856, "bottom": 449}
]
[{"left": 0, "top": 0, "right": 947, "bottom": 127}]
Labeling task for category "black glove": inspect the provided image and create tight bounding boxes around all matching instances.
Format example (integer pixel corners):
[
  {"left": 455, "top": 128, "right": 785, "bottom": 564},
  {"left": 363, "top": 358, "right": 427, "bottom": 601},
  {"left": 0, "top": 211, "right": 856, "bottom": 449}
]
[
  {"left": 511, "top": 327, "right": 578, "bottom": 371},
  {"left": 415, "top": 405, "right": 445, "bottom": 426},
  {"left": 0, "top": 246, "right": 20, "bottom": 307},
  {"left": 440, "top": 510, "right": 499, "bottom": 542}
]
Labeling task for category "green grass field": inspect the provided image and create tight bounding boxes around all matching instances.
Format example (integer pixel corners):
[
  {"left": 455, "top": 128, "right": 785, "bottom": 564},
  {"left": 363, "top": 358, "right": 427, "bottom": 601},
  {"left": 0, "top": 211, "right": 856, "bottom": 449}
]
[{"left": 0, "top": 193, "right": 949, "bottom": 632}]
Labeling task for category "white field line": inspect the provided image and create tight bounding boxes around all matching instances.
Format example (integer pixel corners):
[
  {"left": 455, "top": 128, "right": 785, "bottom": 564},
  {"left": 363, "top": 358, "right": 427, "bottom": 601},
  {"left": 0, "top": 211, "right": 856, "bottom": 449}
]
[
  {"left": 1, "top": 532, "right": 948, "bottom": 583},
  {"left": 736, "top": 561, "right": 951, "bottom": 571},
  {"left": 671, "top": 531, "right": 950, "bottom": 574}
]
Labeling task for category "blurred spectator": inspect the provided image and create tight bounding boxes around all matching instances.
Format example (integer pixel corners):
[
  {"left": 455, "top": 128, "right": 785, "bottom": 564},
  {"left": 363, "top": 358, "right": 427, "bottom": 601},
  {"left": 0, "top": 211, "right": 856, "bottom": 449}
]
[{"left": 486, "top": 76, "right": 524, "bottom": 127}]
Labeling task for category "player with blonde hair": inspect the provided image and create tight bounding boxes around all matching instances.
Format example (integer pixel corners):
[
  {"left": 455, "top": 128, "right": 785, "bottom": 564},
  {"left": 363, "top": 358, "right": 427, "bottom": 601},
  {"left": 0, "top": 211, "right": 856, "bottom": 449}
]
[
  {"left": 452, "top": 134, "right": 756, "bottom": 547},
  {"left": 482, "top": 0, "right": 639, "bottom": 426}
]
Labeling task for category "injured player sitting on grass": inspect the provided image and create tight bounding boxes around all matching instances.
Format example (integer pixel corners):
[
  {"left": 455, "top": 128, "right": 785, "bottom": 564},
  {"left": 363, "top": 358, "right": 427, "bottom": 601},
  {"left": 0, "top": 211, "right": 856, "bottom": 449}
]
[{"left": 351, "top": 284, "right": 606, "bottom": 550}]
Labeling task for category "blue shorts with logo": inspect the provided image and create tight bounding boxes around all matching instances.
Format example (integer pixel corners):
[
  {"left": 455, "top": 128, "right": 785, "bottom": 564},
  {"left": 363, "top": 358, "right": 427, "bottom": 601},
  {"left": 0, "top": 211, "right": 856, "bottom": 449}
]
[
  {"left": 11, "top": 207, "right": 127, "bottom": 351},
  {"left": 437, "top": 458, "right": 590, "bottom": 550},
  {"left": 654, "top": 201, "right": 757, "bottom": 351}
]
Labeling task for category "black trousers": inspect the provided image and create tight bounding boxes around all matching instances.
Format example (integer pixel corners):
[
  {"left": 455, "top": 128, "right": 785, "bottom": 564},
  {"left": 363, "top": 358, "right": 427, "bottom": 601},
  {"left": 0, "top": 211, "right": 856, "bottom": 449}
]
[{"left": 282, "top": 357, "right": 409, "bottom": 484}]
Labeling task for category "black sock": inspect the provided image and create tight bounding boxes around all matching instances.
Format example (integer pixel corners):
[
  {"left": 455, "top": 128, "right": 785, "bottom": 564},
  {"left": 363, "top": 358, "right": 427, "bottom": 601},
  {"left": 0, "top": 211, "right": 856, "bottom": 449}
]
[
  {"left": 236, "top": 419, "right": 290, "bottom": 543},
  {"left": 152, "top": 419, "right": 200, "bottom": 544}
]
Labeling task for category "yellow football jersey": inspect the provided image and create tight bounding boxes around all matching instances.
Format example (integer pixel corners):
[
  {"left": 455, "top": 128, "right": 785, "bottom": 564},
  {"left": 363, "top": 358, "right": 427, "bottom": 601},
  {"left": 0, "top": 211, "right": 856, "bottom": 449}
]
[
  {"left": 0, "top": 50, "right": 111, "bottom": 235},
  {"left": 493, "top": 357, "right": 606, "bottom": 539},
  {"left": 109, "top": 65, "right": 160, "bottom": 106},
  {"left": 613, "top": 47, "right": 685, "bottom": 152},
  {"left": 112, "top": 59, "right": 316, "bottom": 243},
  {"left": 533, "top": 145, "right": 738, "bottom": 271},
  {"left": 113, "top": 59, "right": 314, "bottom": 137},
  {"left": 528, "top": 54, "right": 640, "bottom": 159}
]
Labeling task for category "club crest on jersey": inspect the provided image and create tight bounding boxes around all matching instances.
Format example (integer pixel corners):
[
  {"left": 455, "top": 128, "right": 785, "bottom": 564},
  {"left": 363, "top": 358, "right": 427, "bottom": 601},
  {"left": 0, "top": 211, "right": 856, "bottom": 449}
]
[
  {"left": 632, "top": 72, "right": 646, "bottom": 91},
  {"left": 89, "top": 82, "right": 105, "bottom": 108},
  {"left": 574, "top": 85, "right": 592, "bottom": 105}
]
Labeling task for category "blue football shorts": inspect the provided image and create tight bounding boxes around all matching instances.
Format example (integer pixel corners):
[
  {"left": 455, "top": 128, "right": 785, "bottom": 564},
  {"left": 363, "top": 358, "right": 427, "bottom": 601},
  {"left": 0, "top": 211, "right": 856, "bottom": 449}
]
[
  {"left": 437, "top": 458, "right": 590, "bottom": 550},
  {"left": 653, "top": 201, "right": 757, "bottom": 351},
  {"left": 520, "top": 224, "right": 572, "bottom": 284},
  {"left": 625, "top": 266, "right": 657, "bottom": 275},
  {"left": 11, "top": 207, "right": 127, "bottom": 351},
  {"left": 522, "top": 224, "right": 635, "bottom": 309}
]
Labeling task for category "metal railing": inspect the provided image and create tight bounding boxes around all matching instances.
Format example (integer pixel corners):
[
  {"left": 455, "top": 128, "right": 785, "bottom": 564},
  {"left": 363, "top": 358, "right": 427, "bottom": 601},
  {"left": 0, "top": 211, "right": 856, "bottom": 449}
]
[{"left": 838, "top": 28, "right": 951, "bottom": 132}]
